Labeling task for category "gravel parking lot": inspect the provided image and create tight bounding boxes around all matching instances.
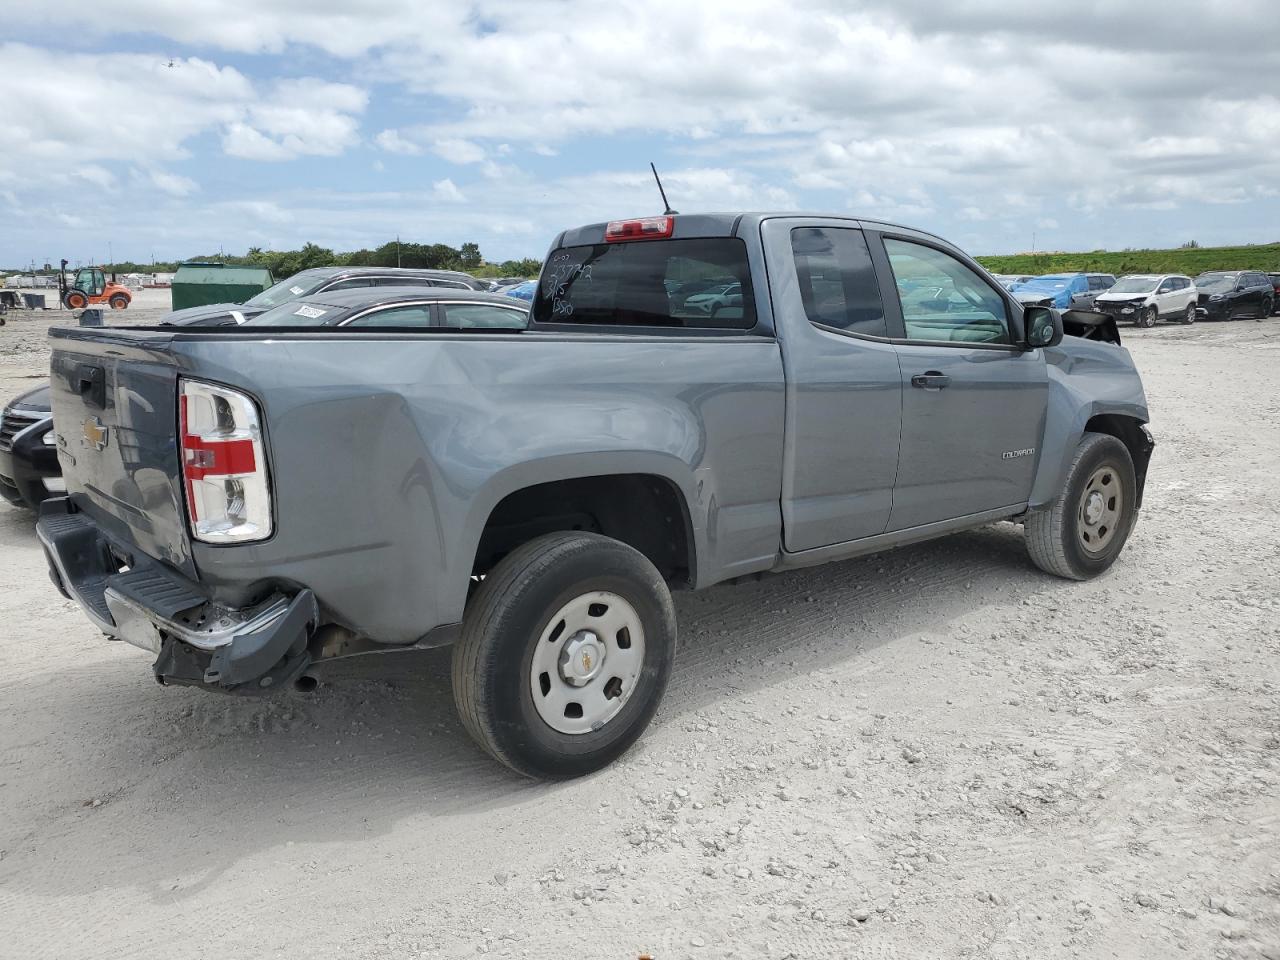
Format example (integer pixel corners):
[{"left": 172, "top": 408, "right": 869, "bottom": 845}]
[{"left": 1, "top": 307, "right": 1277, "bottom": 959}]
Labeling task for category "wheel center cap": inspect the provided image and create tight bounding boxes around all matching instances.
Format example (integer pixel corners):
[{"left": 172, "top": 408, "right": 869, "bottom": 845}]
[
  {"left": 559, "top": 631, "right": 605, "bottom": 686},
  {"left": 1083, "top": 491, "right": 1105, "bottom": 525}
]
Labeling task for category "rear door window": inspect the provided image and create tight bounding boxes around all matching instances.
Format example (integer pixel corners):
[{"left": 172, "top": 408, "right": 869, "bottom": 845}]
[
  {"left": 344, "top": 304, "right": 435, "bottom": 328},
  {"left": 533, "top": 237, "right": 756, "bottom": 329},
  {"left": 324, "top": 277, "right": 375, "bottom": 291},
  {"left": 373, "top": 277, "right": 434, "bottom": 287},
  {"left": 440, "top": 302, "right": 528, "bottom": 329},
  {"left": 789, "top": 227, "right": 887, "bottom": 338}
]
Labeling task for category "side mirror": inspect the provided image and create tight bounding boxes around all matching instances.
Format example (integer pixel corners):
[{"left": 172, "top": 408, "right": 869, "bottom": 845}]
[{"left": 1024, "top": 305, "right": 1063, "bottom": 349}]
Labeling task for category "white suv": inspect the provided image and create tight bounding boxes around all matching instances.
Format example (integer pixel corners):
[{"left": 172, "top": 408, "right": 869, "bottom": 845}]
[{"left": 1093, "top": 274, "right": 1197, "bottom": 327}]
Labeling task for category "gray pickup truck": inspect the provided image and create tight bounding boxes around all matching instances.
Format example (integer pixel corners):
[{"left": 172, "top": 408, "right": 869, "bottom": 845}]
[{"left": 38, "top": 213, "right": 1153, "bottom": 779}]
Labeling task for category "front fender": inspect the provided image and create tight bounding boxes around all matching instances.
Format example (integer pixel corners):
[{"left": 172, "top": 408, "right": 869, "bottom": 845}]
[{"left": 1029, "top": 337, "right": 1150, "bottom": 510}]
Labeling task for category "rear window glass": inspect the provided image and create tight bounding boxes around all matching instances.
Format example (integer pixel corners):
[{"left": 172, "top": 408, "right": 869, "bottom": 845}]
[
  {"left": 533, "top": 238, "right": 756, "bottom": 329},
  {"left": 242, "top": 300, "right": 338, "bottom": 326}
]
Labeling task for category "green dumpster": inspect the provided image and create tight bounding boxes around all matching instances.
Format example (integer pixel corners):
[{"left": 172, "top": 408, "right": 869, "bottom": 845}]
[{"left": 171, "top": 263, "right": 274, "bottom": 311}]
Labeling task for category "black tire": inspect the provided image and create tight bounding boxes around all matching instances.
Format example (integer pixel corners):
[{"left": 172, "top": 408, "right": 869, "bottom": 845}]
[
  {"left": 64, "top": 291, "right": 88, "bottom": 309},
  {"left": 1183, "top": 303, "right": 1195, "bottom": 324},
  {"left": 109, "top": 294, "right": 129, "bottom": 310},
  {"left": 1260, "top": 297, "right": 1273, "bottom": 319},
  {"left": 1025, "top": 432, "right": 1138, "bottom": 581},
  {"left": 1139, "top": 306, "right": 1158, "bottom": 328},
  {"left": 452, "top": 532, "right": 677, "bottom": 779}
]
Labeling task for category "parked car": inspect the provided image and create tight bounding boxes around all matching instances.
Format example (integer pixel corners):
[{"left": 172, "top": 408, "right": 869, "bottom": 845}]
[
  {"left": 487, "top": 276, "right": 528, "bottom": 291},
  {"left": 1012, "top": 273, "right": 1115, "bottom": 310},
  {"left": 501, "top": 280, "right": 536, "bottom": 302},
  {"left": 1193, "top": 271, "right": 1275, "bottom": 321},
  {"left": 240, "top": 288, "right": 529, "bottom": 329},
  {"left": 1267, "top": 273, "right": 1280, "bottom": 315},
  {"left": 0, "top": 384, "right": 59, "bottom": 508},
  {"left": 1093, "top": 274, "right": 1197, "bottom": 327},
  {"left": 40, "top": 212, "right": 1152, "bottom": 779},
  {"left": 163, "top": 266, "right": 491, "bottom": 326},
  {"left": 992, "top": 273, "right": 1036, "bottom": 290},
  {"left": 682, "top": 281, "right": 743, "bottom": 316}
]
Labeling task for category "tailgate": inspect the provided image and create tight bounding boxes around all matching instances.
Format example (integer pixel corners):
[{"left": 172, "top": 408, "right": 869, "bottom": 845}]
[{"left": 47, "top": 328, "right": 195, "bottom": 577}]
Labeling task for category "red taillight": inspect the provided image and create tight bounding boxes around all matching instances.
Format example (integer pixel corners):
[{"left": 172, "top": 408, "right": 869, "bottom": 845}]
[
  {"left": 179, "top": 379, "right": 272, "bottom": 543},
  {"left": 604, "top": 216, "right": 674, "bottom": 242}
]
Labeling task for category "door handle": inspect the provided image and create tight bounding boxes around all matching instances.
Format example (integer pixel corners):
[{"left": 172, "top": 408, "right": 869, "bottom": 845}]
[{"left": 911, "top": 371, "right": 951, "bottom": 390}]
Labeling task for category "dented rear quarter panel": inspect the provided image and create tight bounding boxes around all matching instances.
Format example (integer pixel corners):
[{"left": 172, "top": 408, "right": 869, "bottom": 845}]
[{"left": 171, "top": 332, "right": 787, "bottom": 645}]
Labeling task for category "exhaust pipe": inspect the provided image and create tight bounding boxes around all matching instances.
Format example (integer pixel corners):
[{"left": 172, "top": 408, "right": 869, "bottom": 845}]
[{"left": 293, "top": 674, "right": 318, "bottom": 693}]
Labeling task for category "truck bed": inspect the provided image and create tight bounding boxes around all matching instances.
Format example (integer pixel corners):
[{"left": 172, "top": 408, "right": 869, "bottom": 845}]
[{"left": 46, "top": 325, "right": 787, "bottom": 645}]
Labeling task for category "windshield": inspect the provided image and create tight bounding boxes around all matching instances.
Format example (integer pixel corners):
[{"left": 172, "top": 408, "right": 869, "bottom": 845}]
[
  {"left": 241, "top": 299, "right": 340, "bottom": 326},
  {"left": 1018, "top": 277, "right": 1069, "bottom": 292},
  {"left": 1109, "top": 277, "right": 1159, "bottom": 294},
  {"left": 1195, "top": 274, "right": 1237, "bottom": 293},
  {"left": 532, "top": 237, "right": 756, "bottom": 329},
  {"left": 243, "top": 269, "right": 332, "bottom": 308}
]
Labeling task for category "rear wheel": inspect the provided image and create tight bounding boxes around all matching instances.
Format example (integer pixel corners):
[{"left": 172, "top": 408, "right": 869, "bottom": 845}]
[
  {"left": 1138, "top": 306, "right": 1158, "bottom": 328},
  {"left": 64, "top": 290, "right": 88, "bottom": 309},
  {"left": 1183, "top": 303, "right": 1195, "bottom": 324},
  {"left": 1260, "top": 297, "right": 1273, "bottom": 319},
  {"left": 452, "top": 532, "right": 677, "bottom": 779},
  {"left": 108, "top": 294, "right": 129, "bottom": 310},
  {"left": 1025, "top": 432, "right": 1138, "bottom": 581}
]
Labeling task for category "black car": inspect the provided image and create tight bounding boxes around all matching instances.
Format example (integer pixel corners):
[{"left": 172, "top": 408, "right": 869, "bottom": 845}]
[
  {"left": 0, "top": 384, "right": 59, "bottom": 508},
  {"left": 240, "top": 287, "right": 530, "bottom": 329},
  {"left": 1194, "top": 271, "right": 1275, "bottom": 321},
  {"left": 1268, "top": 273, "right": 1280, "bottom": 315}
]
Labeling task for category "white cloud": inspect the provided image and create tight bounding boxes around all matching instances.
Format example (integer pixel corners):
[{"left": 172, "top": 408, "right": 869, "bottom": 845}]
[
  {"left": 73, "top": 166, "right": 117, "bottom": 190},
  {"left": 149, "top": 169, "right": 199, "bottom": 197},
  {"left": 375, "top": 130, "right": 423, "bottom": 155},
  {"left": 431, "top": 138, "right": 487, "bottom": 165},
  {"left": 432, "top": 178, "right": 466, "bottom": 202},
  {"left": 223, "top": 122, "right": 293, "bottom": 161},
  {"left": 0, "top": 44, "right": 367, "bottom": 190},
  {"left": 227, "top": 79, "right": 367, "bottom": 161}
]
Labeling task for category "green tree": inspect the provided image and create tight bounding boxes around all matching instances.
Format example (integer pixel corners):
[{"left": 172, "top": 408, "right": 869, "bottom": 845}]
[{"left": 459, "top": 242, "right": 482, "bottom": 269}]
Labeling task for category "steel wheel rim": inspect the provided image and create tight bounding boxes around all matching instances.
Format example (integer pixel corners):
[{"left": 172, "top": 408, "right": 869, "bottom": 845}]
[
  {"left": 529, "top": 590, "right": 645, "bottom": 735},
  {"left": 1078, "top": 464, "right": 1123, "bottom": 556},
  {"left": 1185, "top": 304, "right": 1195, "bottom": 323}
]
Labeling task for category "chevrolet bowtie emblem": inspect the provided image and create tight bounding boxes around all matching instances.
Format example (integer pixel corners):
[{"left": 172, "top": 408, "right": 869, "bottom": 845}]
[{"left": 82, "top": 417, "right": 108, "bottom": 451}]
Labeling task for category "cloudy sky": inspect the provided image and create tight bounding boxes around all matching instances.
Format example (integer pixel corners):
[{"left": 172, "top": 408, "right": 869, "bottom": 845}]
[{"left": 2, "top": 0, "right": 1277, "bottom": 267}]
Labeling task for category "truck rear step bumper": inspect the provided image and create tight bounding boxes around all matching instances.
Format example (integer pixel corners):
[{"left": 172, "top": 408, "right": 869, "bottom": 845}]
[{"left": 37, "top": 497, "right": 316, "bottom": 693}]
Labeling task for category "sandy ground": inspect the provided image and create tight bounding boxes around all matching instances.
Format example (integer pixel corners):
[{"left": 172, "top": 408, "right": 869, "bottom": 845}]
[{"left": 1, "top": 305, "right": 1278, "bottom": 960}]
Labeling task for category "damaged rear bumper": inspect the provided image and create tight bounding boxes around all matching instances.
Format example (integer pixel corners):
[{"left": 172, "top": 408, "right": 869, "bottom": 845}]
[{"left": 37, "top": 497, "right": 316, "bottom": 693}]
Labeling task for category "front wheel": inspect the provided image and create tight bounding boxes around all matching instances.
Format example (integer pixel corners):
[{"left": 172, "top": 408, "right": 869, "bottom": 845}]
[
  {"left": 1138, "top": 306, "right": 1158, "bottom": 328},
  {"left": 1025, "top": 432, "right": 1138, "bottom": 581},
  {"left": 452, "top": 532, "right": 677, "bottom": 779},
  {"left": 1183, "top": 303, "right": 1195, "bottom": 324},
  {"left": 64, "top": 290, "right": 88, "bottom": 309}
]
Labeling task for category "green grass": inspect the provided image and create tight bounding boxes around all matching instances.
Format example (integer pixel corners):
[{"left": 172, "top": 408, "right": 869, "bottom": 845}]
[{"left": 975, "top": 243, "right": 1280, "bottom": 278}]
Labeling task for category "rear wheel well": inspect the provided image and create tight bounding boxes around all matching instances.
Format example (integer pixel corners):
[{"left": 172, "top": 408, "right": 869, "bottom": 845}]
[
  {"left": 472, "top": 474, "right": 695, "bottom": 587},
  {"left": 1085, "top": 414, "right": 1153, "bottom": 507}
]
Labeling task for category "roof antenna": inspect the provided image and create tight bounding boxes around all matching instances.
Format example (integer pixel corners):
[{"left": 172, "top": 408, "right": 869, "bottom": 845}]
[{"left": 650, "top": 162, "right": 678, "bottom": 216}]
